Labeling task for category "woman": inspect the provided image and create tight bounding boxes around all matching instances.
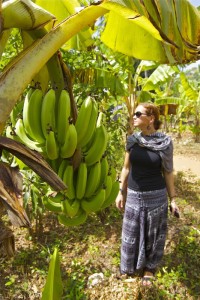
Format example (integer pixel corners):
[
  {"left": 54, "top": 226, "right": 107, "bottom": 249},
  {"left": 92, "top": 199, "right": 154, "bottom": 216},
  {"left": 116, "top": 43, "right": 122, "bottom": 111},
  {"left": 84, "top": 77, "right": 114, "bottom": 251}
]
[{"left": 115, "top": 102, "right": 179, "bottom": 286}]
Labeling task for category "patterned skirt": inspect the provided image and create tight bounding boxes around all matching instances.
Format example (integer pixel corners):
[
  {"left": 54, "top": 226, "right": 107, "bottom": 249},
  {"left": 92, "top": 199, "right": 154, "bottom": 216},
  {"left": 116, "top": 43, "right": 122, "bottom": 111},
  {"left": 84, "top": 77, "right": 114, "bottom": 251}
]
[{"left": 120, "top": 188, "right": 168, "bottom": 275}]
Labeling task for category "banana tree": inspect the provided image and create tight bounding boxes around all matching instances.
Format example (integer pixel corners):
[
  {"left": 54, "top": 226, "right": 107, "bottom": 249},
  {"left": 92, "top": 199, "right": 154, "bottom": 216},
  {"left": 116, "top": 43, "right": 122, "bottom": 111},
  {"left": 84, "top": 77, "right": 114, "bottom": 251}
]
[
  {"left": 0, "top": 0, "right": 200, "bottom": 134},
  {"left": 179, "top": 72, "right": 200, "bottom": 142},
  {"left": 141, "top": 63, "right": 182, "bottom": 130},
  {"left": 134, "top": 62, "right": 200, "bottom": 140},
  {"left": 135, "top": 63, "right": 186, "bottom": 131}
]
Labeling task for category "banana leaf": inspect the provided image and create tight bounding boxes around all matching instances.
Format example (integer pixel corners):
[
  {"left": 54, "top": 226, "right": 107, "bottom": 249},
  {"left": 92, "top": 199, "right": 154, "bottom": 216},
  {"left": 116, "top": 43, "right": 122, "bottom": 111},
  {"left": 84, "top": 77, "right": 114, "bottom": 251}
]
[
  {"left": 179, "top": 72, "right": 199, "bottom": 100},
  {"left": 1, "top": 0, "right": 55, "bottom": 31},
  {"left": 0, "top": 136, "right": 67, "bottom": 191},
  {"left": 155, "top": 96, "right": 186, "bottom": 106},
  {"left": 100, "top": 0, "right": 200, "bottom": 64},
  {"left": 142, "top": 65, "right": 180, "bottom": 91},
  {"left": 41, "top": 248, "right": 63, "bottom": 300},
  {"left": 35, "top": 0, "right": 94, "bottom": 50}
]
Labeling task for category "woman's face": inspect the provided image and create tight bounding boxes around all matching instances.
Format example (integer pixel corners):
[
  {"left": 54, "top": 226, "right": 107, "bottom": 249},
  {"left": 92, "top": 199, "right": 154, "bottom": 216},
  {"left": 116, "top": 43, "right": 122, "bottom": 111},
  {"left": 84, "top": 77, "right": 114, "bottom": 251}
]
[{"left": 133, "top": 105, "right": 154, "bottom": 129}]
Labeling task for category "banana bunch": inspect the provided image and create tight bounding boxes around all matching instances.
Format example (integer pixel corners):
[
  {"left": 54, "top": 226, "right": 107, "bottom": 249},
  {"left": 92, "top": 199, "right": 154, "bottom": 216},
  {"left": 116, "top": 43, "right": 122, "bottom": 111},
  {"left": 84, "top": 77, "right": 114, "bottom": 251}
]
[
  {"left": 7, "top": 88, "right": 119, "bottom": 226},
  {"left": 7, "top": 88, "right": 76, "bottom": 159},
  {"left": 8, "top": 89, "right": 103, "bottom": 162},
  {"left": 43, "top": 155, "right": 119, "bottom": 226}
]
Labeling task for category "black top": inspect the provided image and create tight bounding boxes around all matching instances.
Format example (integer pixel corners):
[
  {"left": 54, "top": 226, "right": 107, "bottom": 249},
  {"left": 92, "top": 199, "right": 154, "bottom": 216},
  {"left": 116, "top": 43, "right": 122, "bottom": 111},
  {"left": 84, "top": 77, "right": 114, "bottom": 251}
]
[{"left": 127, "top": 143, "right": 166, "bottom": 191}]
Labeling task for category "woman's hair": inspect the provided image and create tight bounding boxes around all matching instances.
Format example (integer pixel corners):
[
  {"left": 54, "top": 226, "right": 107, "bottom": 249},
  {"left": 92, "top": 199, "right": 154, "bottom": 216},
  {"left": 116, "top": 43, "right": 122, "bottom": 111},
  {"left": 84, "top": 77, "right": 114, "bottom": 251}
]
[{"left": 139, "top": 102, "right": 162, "bottom": 130}]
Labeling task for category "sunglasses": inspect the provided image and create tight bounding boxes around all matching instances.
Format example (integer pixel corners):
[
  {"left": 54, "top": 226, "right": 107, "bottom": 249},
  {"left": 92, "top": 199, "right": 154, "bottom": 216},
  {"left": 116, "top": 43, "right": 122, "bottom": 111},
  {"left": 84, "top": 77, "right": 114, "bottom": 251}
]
[{"left": 133, "top": 111, "right": 149, "bottom": 118}]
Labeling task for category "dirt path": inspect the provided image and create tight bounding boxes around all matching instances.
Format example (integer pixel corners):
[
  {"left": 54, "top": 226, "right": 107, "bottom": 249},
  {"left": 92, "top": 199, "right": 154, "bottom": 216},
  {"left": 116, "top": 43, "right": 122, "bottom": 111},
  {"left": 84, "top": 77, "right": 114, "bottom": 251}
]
[{"left": 174, "top": 154, "right": 200, "bottom": 178}]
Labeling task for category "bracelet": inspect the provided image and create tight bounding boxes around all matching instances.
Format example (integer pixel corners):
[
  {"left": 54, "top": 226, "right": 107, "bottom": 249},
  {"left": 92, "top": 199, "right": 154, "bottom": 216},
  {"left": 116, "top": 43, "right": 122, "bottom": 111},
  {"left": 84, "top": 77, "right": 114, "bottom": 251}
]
[
  {"left": 170, "top": 196, "right": 177, "bottom": 203},
  {"left": 119, "top": 188, "right": 124, "bottom": 195}
]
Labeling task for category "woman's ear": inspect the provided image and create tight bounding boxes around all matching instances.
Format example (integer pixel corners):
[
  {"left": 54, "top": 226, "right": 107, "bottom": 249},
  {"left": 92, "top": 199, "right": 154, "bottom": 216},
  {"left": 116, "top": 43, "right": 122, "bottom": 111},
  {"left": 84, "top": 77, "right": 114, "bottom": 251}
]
[{"left": 149, "top": 115, "right": 155, "bottom": 125}]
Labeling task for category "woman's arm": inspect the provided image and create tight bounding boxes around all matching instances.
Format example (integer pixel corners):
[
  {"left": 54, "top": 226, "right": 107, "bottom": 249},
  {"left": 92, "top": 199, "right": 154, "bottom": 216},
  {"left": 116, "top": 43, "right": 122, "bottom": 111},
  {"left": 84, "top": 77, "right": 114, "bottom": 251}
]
[
  {"left": 163, "top": 170, "right": 176, "bottom": 199},
  {"left": 163, "top": 170, "right": 180, "bottom": 218},
  {"left": 115, "top": 151, "right": 130, "bottom": 210}
]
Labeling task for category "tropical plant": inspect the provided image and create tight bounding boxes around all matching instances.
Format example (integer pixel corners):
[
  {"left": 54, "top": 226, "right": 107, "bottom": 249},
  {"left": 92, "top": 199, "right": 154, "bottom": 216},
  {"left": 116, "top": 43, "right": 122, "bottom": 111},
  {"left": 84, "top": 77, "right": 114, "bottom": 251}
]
[
  {"left": 136, "top": 64, "right": 200, "bottom": 141},
  {"left": 0, "top": 0, "right": 200, "bottom": 133},
  {"left": 0, "top": 0, "right": 200, "bottom": 234},
  {"left": 41, "top": 247, "right": 63, "bottom": 300},
  {"left": 179, "top": 72, "right": 200, "bottom": 142}
]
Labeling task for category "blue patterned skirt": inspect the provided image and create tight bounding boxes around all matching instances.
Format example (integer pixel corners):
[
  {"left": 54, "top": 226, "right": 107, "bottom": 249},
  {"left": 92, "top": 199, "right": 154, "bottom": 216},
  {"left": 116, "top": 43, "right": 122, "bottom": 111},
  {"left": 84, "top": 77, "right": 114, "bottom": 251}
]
[{"left": 120, "top": 188, "right": 168, "bottom": 275}]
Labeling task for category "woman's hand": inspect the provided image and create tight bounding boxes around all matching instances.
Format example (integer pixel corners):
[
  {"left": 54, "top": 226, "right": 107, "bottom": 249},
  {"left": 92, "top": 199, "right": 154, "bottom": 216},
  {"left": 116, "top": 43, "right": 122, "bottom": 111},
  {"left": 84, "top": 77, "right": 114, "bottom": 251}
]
[
  {"left": 170, "top": 200, "right": 180, "bottom": 218},
  {"left": 115, "top": 194, "right": 126, "bottom": 211}
]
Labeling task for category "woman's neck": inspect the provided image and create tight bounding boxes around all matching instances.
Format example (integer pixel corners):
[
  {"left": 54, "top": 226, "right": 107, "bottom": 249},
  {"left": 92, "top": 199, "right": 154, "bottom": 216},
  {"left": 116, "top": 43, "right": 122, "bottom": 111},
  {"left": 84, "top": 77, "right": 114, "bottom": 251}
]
[{"left": 141, "top": 129, "right": 157, "bottom": 136}]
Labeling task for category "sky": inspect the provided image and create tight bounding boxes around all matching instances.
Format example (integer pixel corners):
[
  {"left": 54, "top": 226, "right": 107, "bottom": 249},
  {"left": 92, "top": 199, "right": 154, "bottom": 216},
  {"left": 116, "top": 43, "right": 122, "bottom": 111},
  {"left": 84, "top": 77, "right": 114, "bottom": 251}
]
[{"left": 189, "top": 0, "right": 199, "bottom": 7}]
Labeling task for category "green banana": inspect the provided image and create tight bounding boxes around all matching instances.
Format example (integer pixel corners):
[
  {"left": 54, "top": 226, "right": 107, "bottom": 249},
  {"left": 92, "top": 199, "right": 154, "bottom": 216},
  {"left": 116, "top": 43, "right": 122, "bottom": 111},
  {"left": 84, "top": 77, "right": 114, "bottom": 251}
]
[
  {"left": 43, "top": 195, "right": 62, "bottom": 213},
  {"left": 101, "top": 181, "right": 119, "bottom": 210},
  {"left": 99, "top": 155, "right": 109, "bottom": 187},
  {"left": 81, "top": 188, "right": 106, "bottom": 213},
  {"left": 75, "top": 96, "right": 93, "bottom": 148},
  {"left": 46, "top": 130, "right": 59, "bottom": 160},
  {"left": 75, "top": 161, "right": 87, "bottom": 200},
  {"left": 23, "top": 88, "right": 34, "bottom": 137},
  {"left": 58, "top": 159, "right": 69, "bottom": 180},
  {"left": 62, "top": 198, "right": 80, "bottom": 218},
  {"left": 10, "top": 98, "right": 24, "bottom": 127},
  {"left": 6, "top": 125, "right": 23, "bottom": 143},
  {"left": 80, "top": 98, "right": 98, "bottom": 148},
  {"left": 15, "top": 118, "right": 44, "bottom": 152},
  {"left": 84, "top": 161, "right": 101, "bottom": 198},
  {"left": 5, "top": 125, "right": 14, "bottom": 139},
  {"left": 57, "top": 89, "right": 71, "bottom": 145},
  {"left": 26, "top": 88, "right": 45, "bottom": 143},
  {"left": 60, "top": 121, "right": 77, "bottom": 158},
  {"left": 58, "top": 209, "right": 88, "bottom": 227},
  {"left": 104, "top": 174, "right": 113, "bottom": 199},
  {"left": 62, "top": 164, "right": 75, "bottom": 200},
  {"left": 41, "top": 89, "right": 56, "bottom": 138},
  {"left": 50, "top": 192, "right": 65, "bottom": 203},
  {"left": 84, "top": 113, "right": 108, "bottom": 166}
]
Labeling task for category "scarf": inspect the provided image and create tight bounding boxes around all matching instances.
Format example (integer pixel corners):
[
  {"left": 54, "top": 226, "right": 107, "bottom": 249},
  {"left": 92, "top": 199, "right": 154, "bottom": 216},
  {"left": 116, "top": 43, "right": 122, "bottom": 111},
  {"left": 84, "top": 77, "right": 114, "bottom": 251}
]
[{"left": 126, "top": 131, "right": 173, "bottom": 172}]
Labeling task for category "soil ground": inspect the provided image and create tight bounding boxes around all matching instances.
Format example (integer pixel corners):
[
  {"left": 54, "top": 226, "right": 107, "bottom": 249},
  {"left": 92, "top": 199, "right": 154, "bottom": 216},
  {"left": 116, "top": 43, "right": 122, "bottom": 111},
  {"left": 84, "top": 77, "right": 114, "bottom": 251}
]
[
  {"left": 173, "top": 135, "right": 200, "bottom": 178},
  {"left": 174, "top": 154, "right": 200, "bottom": 177}
]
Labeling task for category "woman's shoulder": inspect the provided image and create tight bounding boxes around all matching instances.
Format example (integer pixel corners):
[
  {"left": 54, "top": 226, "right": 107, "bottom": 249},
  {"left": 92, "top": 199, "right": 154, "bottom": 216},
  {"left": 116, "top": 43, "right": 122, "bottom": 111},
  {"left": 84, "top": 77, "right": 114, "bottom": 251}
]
[
  {"left": 155, "top": 131, "right": 168, "bottom": 137},
  {"left": 126, "top": 133, "right": 139, "bottom": 151},
  {"left": 155, "top": 131, "right": 173, "bottom": 142},
  {"left": 128, "top": 131, "right": 140, "bottom": 138}
]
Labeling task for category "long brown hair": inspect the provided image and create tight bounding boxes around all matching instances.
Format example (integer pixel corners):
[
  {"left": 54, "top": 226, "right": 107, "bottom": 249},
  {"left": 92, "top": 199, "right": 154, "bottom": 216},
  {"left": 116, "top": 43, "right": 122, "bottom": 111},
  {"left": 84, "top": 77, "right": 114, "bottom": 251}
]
[{"left": 139, "top": 103, "right": 162, "bottom": 130}]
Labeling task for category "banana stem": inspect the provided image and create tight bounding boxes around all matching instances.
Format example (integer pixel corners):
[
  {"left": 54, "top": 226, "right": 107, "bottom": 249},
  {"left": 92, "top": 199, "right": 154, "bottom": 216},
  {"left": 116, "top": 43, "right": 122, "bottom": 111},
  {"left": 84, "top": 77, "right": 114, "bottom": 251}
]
[
  {"left": 58, "top": 54, "right": 81, "bottom": 169},
  {"left": 27, "top": 29, "right": 66, "bottom": 124},
  {"left": 47, "top": 52, "right": 65, "bottom": 92},
  {"left": 26, "top": 28, "right": 65, "bottom": 93},
  {"left": 72, "top": 148, "right": 82, "bottom": 171},
  {"left": 58, "top": 54, "right": 78, "bottom": 123}
]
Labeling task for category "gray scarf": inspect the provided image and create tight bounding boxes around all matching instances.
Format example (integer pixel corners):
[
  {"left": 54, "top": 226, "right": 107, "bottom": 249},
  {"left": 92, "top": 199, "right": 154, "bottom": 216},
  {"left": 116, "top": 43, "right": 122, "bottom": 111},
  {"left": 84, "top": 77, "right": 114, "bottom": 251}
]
[{"left": 126, "top": 132, "right": 173, "bottom": 172}]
